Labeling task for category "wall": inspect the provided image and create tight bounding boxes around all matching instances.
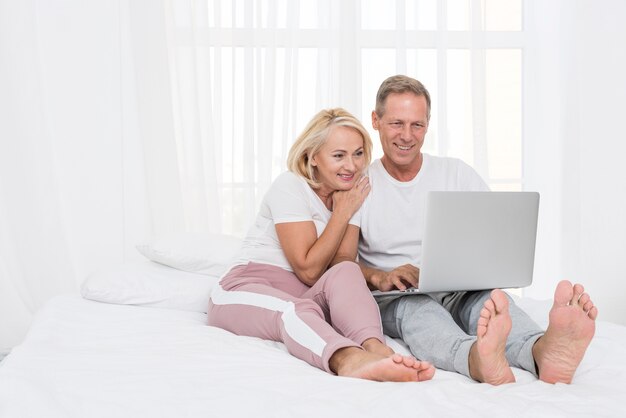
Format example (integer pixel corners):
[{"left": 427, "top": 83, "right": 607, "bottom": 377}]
[{"left": 524, "top": 0, "right": 626, "bottom": 325}]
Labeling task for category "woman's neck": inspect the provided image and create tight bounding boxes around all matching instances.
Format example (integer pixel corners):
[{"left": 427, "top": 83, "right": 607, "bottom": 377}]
[{"left": 313, "top": 186, "right": 334, "bottom": 211}]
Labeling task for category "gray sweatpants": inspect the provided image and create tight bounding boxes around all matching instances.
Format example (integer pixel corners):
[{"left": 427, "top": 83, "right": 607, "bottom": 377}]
[{"left": 378, "top": 291, "right": 544, "bottom": 378}]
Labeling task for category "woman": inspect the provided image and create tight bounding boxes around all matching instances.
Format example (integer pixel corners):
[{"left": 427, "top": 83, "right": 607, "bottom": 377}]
[{"left": 208, "top": 108, "right": 435, "bottom": 382}]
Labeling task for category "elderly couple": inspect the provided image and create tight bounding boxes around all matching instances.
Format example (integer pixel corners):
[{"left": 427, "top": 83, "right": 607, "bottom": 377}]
[{"left": 208, "top": 75, "right": 598, "bottom": 385}]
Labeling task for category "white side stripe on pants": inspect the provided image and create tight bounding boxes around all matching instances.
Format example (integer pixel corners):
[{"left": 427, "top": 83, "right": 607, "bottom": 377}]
[{"left": 210, "top": 284, "right": 327, "bottom": 357}]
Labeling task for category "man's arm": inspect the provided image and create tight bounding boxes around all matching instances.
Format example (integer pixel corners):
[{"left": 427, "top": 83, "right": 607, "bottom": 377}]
[{"left": 359, "top": 263, "right": 420, "bottom": 291}]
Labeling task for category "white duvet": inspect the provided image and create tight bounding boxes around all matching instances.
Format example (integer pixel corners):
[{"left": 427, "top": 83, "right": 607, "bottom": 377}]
[{"left": 1, "top": 293, "right": 625, "bottom": 418}]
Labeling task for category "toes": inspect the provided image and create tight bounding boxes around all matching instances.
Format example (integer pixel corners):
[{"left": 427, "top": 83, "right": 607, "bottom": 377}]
[
  {"left": 390, "top": 353, "right": 403, "bottom": 364},
  {"left": 412, "top": 360, "right": 427, "bottom": 370},
  {"left": 588, "top": 306, "right": 599, "bottom": 320},
  {"left": 490, "top": 289, "right": 510, "bottom": 313},
  {"left": 578, "top": 293, "right": 590, "bottom": 308},
  {"left": 417, "top": 360, "right": 433, "bottom": 371},
  {"left": 402, "top": 356, "right": 417, "bottom": 368},
  {"left": 417, "top": 364, "right": 436, "bottom": 381},
  {"left": 571, "top": 284, "right": 585, "bottom": 305},
  {"left": 554, "top": 280, "right": 574, "bottom": 307},
  {"left": 478, "top": 307, "right": 491, "bottom": 330},
  {"left": 483, "top": 298, "right": 495, "bottom": 314}
]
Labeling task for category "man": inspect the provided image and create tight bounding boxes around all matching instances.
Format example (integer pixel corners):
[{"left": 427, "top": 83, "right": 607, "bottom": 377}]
[{"left": 358, "top": 74, "right": 598, "bottom": 385}]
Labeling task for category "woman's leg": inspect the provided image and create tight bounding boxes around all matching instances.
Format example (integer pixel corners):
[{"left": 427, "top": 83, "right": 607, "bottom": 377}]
[
  {"left": 209, "top": 263, "right": 433, "bottom": 381},
  {"left": 209, "top": 264, "right": 358, "bottom": 373},
  {"left": 302, "top": 261, "right": 385, "bottom": 347},
  {"left": 301, "top": 261, "right": 434, "bottom": 381}
]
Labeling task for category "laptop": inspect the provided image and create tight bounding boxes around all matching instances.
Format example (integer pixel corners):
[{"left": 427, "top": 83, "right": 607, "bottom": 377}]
[{"left": 370, "top": 191, "right": 540, "bottom": 296}]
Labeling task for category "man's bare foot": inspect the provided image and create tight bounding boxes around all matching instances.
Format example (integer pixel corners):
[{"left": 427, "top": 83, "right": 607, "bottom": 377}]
[
  {"left": 331, "top": 348, "right": 435, "bottom": 382},
  {"left": 469, "top": 289, "right": 515, "bottom": 385},
  {"left": 533, "top": 280, "right": 598, "bottom": 384}
]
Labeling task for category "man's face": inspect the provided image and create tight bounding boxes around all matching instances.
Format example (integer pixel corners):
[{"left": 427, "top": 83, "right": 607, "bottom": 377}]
[{"left": 372, "top": 92, "right": 429, "bottom": 170}]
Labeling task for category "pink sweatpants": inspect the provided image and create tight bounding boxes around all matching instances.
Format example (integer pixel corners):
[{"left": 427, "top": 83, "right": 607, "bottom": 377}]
[{"left": 208, "top": 261, "right": 385, "bottom": 374}]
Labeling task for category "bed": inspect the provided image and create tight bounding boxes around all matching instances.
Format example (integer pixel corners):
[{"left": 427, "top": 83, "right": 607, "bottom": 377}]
[{"left": 1, "top": 234, "right": 625, "bottom": 418}]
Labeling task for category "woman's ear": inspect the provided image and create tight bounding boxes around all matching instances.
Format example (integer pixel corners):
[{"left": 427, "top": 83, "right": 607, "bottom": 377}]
[{"left": 309, "top": 154, "right": 317, "bottom": 167}]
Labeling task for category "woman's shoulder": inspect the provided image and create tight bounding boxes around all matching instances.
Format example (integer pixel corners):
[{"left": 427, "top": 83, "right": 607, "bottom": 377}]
[
  {"left": 271, "top": 171, "right": 307, "bottom": 190},
  {"left": 265, "top": 171, "right": 312, "bottom": 202}
]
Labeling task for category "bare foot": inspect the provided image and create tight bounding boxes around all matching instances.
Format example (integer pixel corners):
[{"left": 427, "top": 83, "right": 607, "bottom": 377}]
[
  {"left": 393, "top": 355, "right": 436, "bottom": 381},
  {"left": 469, "top": 289, "right": 515, "bottom": 385},
  {"left": 332, "top": 348, "right": 434, "bottom": 382},
  {"left": 362, "top": 338, "right": 395, "bottom": 357},
  {"left": 361, "top": 339, "right": 436, "bottom": 381},
  {"left": 533, "top": 280, "right": 597, "bottom": 384}
]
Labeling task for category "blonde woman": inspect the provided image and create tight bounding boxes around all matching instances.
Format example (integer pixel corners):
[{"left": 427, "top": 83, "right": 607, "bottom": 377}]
[{"left": 209, "top": 108, "right": 435, "bottom": 382}]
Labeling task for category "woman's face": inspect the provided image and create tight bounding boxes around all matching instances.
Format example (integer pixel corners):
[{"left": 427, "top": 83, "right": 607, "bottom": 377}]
[{"left": 311, "top": 126, "right": 366, "bottom": 193}]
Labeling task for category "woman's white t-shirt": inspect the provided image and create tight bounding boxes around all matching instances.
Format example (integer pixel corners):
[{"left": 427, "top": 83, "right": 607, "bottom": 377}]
[{"left": 234, "top": 171, "right": 361, "bottom": 272}]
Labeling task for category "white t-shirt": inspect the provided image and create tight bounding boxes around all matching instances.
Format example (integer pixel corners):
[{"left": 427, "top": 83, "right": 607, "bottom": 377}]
[
  {"left": 358, "top": 154, "right": 489, "bottom": 272},
  {"left": 234, "top": 171, "right": 361, "bottom": 272}
]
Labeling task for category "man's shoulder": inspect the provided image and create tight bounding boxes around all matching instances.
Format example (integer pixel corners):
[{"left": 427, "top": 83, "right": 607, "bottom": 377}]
[
  {"left": 424, "top": 153, "right": 471, "bottom": 170},
  {"left": 423, "top": 154, "right": 488, "bottom": 191}
]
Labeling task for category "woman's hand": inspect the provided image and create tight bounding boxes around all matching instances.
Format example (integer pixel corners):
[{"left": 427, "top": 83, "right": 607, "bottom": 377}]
[{"left": 332, "top": 176, "right": 371, "bottom": 219}]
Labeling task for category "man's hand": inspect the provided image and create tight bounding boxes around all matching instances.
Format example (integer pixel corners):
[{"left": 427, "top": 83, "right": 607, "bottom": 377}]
[{"left": 372, "top": 264, "right": 419, "bottom": 291}]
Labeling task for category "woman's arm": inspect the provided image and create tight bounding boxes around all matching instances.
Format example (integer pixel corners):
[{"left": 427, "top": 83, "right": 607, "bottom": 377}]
[
  {"left": 275, "top": 178, "right": 369, "bottom": 286},
  {"left": 329, "top": 224, "right": 360, "bottom": 266},
  {"left": 275, "top": 212, "right": 352, "bottom": 286}
]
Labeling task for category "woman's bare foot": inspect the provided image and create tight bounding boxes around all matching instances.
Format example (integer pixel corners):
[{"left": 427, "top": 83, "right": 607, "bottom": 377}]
[
  {"left": 469, "top": 289, "right": 515, "bottom": 385},
  {"left": 362, "top": 337, "right": 395, "bottom": 357},
  {"left": 331, "top": 348, "right": 435, "bottom": 382},
  {"left": 533, "top": 280, "right": 597, "bottom": 384},
  {"left": 360, "top": 338, "right": 436, "bottom": 381},
  {"left": 402, "top": 355, "right": 436, "bottom": 381}
]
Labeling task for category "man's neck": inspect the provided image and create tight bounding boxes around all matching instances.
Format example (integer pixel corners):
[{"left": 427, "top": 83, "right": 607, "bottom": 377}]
[{"left": 380, "top": 153, "right": 423, "bottom": 182}]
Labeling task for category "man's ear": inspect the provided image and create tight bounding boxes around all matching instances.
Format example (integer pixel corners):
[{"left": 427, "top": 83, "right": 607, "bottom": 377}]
[{"left": 371, "top": 110, "right": 380, "bottom": 130}]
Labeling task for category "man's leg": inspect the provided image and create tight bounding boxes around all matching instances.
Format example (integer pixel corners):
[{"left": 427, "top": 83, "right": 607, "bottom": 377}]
[{"left": 379, "top": 295, "right": 476, "bottom": 378}]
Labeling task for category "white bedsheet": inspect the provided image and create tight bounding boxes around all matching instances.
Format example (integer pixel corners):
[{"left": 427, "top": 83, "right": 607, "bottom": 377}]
[{"left": 1, "top": 294, "right": 625, "bottom": 418}]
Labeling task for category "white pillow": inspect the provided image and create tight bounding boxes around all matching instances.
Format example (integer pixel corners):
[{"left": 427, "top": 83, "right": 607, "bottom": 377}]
[
  {"left": 81, "top": 260, "right": 218, "bottom": 313},
  {"left": 136, "top": 233, "right": 242, "bottom": 277}
]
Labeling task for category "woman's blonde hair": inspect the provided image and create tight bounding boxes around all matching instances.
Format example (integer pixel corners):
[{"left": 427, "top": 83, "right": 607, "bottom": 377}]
[{"left": 287, "top": 108, "right": 373, "bottom": 188}]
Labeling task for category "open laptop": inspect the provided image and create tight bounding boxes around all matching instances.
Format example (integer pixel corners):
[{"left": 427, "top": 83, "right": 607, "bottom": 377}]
[{"left": 370, "top": 191, "right": 540, "bottom": 296}]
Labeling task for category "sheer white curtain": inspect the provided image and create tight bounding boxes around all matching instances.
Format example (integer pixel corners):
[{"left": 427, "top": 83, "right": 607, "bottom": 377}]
[
  {"left": 153, "top": 0, "right": 374, "bottom": 237},
  {"left": 0, "top": 0, "right": 76, "bottom": 355},
  {"left": 0, "top": 0, "right": 148, "bottom": 355},
  {"left": 150, "top": 0, "right": 525, "bottom": 239}
]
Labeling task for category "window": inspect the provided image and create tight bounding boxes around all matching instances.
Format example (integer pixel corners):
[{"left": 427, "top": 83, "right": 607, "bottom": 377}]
[{"left": 165, "top": 0, "right": 524, "bottom": 235}]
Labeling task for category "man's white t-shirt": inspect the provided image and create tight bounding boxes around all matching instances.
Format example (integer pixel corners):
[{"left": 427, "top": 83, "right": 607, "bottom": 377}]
[
  {"left": 234, "top": 171, "right": 361, "bottom": 272},
  {"left": 358, "top": 154, "right": 489, "bottom": 272}
]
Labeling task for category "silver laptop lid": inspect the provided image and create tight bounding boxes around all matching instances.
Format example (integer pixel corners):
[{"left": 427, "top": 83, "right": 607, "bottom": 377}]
[{"left": 417, "top": 191, "right": 540, "bottom": 293}]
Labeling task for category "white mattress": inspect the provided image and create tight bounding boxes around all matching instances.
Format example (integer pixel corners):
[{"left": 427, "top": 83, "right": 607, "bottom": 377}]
[{"left": 1, "top": 293, "right": 625, "bottom": 418}]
